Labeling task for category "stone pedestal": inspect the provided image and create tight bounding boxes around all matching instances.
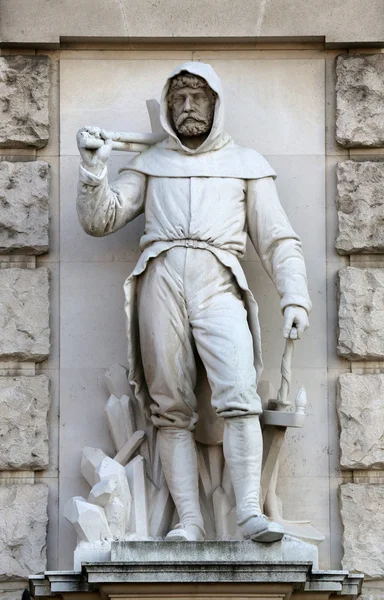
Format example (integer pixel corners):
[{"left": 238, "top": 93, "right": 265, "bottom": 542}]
[
  {"left": 111, "top": 538, "right": 319, "bottom": 570},
  {"left": 30, "top": 541, "right": 363, "bottom": 600}
]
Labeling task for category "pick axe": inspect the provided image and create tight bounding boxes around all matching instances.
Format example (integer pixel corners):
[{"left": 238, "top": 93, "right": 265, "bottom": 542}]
[{"left": 260, "top": 328, "right": 307, "bottom": 505}]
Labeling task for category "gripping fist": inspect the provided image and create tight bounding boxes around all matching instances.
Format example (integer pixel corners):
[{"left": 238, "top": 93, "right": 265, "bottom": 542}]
[
  {"left": 283, "top": 305, "right": 309, "bottom": 340},
  {"left": 76, "top": 126, "right": 113, "bottom": 175}
]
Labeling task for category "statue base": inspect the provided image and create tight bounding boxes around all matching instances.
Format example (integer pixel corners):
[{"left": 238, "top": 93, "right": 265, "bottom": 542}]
[
  {"left": 112, "top": 537, "right": 319, "bottom": 568},
  {"left": 30, "top": 540, "right": 363, "bottom": 600},
  {"left": 71, "top": 536, "right": 319, "bottom": 571}
]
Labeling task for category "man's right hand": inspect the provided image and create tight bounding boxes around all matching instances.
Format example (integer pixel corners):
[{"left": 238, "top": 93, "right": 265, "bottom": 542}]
[{"left": 76, "top": 126, "right": 113, "bottom": 176}]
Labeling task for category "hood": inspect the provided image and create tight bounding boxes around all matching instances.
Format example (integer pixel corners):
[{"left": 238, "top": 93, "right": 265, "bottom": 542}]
[
  {"left": 125, "top": 61, "right": 277, "bottom": 179},
  {"left": 159, "top": 61, "right": 231, "bottom": 155}
]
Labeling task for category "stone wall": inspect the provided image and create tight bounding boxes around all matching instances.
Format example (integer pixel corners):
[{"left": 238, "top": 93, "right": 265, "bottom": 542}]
[
  {"left": 0, "top": 3, "right": 384, "bottom": 597},
  {"left": 335, "top": 52, "right": 384, "bottom": 600},
  {"left": 0, "top": 53, "right": 55, "bottom": 600}
]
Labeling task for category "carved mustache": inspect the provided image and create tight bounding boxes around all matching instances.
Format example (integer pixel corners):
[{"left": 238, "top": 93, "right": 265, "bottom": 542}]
[{"left": 175, "top": 112, "right": 208, "bottom": 127}]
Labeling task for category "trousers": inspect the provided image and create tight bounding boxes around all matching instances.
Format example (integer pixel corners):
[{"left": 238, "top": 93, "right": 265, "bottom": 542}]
[{"left": 137, "top": 246, "right": 262, "bottom": 430}]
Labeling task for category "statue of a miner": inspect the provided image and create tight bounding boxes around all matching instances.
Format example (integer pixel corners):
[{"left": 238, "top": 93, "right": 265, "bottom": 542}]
[{"left": 76, "top": 62, "right": 311, "bottom": 543}]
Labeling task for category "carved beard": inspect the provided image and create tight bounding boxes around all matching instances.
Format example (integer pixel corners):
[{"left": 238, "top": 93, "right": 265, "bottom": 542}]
[{"left": 174, "top": 109, "right": 214, "bottom": 137}]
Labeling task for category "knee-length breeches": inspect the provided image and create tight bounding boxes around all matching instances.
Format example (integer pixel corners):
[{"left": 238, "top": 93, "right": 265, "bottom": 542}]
[{"left": 137, "top": 247, "right": 261, "bottom": 430}]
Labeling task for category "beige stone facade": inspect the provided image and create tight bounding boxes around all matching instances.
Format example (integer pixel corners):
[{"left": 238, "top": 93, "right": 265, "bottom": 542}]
[{"left": 0, "top": 2, "right": 384, "bottom": 600}]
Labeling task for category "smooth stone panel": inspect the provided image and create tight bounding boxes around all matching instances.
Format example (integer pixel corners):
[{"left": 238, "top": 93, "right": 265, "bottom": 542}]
[
  {"left": 338, "top": 374, "right": 384, "bottom": 469},
  {"left": 0, "top": 161, "right": 49, "bottom": 254},
  {"left": 122, "top": 0, "right": 263, "bottom": 38},
  {"left": 336, "top": 55, "right": 384, "bottom": 148},
  {"left": 60, "top": 262, "right": 135, "bottom": 369},
  {"left": 338, "top": 267, "right": 384, "bottom": 361},
  {"left": 206, "top": 58, "right": 324, "bottom": 156},
  {"left": 0, "top": 484, "right": 48, "bottom": 580},
  {"left": 60, "top": 58, "right": 190, "bottom": 156},
  {"left": 60, "top": 57, "right": 324, "bottom": 156},
  {"left": 0, "top": 375, "right": 50, "bottom": 470},
  {"left": 0, "top": 56, "right": 49, "bottom": 149},
  {"left": 336, "top": 161, "right": 384, "bottom": 254},
  {"left": 0, "top": 0, "right": 127, "bottom": 45},
  {"left": 261, "top": 0, "right": 384, "bottom": 45},
  {"left": 276, "top": 475, "right": 330, "bottom": 570},
  {"left": 341, "top": 483, "right": 384, "bottom": 579},
  {"left": 261, "top": 367, "right": 329, "bottom": 478},
  {"left": 0, "top": 268, "right": 50, "bottom": 362},
  {"left": 247, "top": 258, "right": 326, "bottom": 371},
  {"left": 59, "top": 368, "right": 115, "bottom": 480}
]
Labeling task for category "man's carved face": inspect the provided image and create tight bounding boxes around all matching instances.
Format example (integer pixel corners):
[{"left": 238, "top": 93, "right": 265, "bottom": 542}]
[{"left": 168, "top": 74, "right": 216, "bottom": 137}]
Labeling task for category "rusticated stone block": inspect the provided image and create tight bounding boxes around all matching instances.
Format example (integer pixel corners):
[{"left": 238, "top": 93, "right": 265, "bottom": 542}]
[
  {"left": 0, "top": 55, "right": 49, "bottom": 149},
  {"left": 360, "top": 594, "right": 384, "bottom": 600},
  {"left": 0, "top": 268, "right": 50, "bottom": 361},
  {"left": 338, "top": 267, "right": 384, "bottom": 360},
  {"left": 336, "top": 161, "right": 384, "bottom": 254},
  {"left": 341, "top": 483, "right": 384, "bottom": 578},
  {"left": 0, "top": 161, "right": 49, "bottom": 254},
  {"left": 0, "top": 587, "right": 28, "bottom": 600},
  {"left": 338, "top": 374, "right": 384, "bottom": 469},
  {"left": 336, "top": 54, "right": 384, "bottom": 147},
  {"left": 0, "top": 484, "right": 48, "bottom": 580},
  {"left": 0, "top": 375, "right": 50, "bottom": 470}
]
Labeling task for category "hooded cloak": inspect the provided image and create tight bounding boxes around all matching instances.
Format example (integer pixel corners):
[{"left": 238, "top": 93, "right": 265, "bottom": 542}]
[
  {"left": 121, "top": 62, "right": 280, "bottom": 445},
  {"left": 125, "top": 61, "right": 276, "bottom": 180}
]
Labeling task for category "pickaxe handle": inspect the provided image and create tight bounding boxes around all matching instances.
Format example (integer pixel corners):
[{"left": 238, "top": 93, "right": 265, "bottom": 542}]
[
  {"left": 77, "top": 130, "right": 167, "bottom": 153},
  {"left": 275, "top": 330, "right": 296, "bottom": 410}
]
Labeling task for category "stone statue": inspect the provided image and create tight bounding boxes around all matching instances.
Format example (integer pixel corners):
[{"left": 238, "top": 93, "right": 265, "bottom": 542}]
[{"left": 75, "top": 62, "right": 311, "bottom": 544}]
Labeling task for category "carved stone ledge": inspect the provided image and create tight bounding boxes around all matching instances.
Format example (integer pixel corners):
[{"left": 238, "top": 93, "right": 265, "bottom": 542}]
[{"left": 29, "top": 542, "right": 363, "bottom": 600}]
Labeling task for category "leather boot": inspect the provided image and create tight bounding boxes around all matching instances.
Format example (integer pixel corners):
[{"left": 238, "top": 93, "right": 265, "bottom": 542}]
[
  {"left": 223, "top": 415, "right": 284, "bottom": 543},
  {"left": 158, "top": 427, "right": 205, "bottom": 541}
]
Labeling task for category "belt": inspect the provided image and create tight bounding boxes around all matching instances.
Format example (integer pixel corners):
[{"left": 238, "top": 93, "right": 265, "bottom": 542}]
[{"left": 175, "top": 239, "right": 209, "bottom": 250}]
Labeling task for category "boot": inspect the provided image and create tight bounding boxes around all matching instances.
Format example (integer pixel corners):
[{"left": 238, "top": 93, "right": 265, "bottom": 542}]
[
  {"left": 223, "top": 415, "right": 284, "bottom": 543},
  {"left": 158, "top": 427, "right": 205, "bottom": 541}
]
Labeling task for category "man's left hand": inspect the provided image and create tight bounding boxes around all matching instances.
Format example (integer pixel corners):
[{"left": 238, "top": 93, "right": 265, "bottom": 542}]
[{"left": 283, "top": 306, "right": 309, "bottom": 340}]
